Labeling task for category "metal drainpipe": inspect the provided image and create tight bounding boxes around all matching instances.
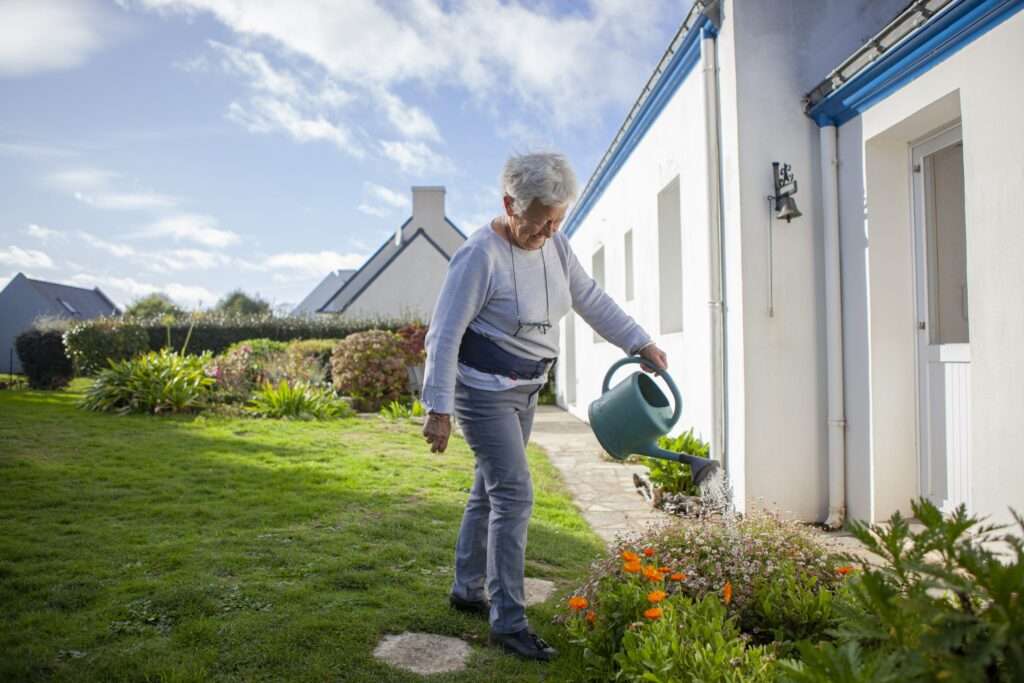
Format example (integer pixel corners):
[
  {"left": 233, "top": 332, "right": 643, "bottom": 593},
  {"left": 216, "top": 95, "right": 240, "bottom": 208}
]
[
  {"left": 821, "top": 124, "right": 847, "bottom": 529},
  {"left": 701, "top": 27, "right": 728, "bottom": 477}
]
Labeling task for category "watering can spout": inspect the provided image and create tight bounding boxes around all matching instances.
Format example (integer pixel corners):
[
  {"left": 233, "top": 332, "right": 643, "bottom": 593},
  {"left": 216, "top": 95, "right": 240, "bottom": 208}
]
[{"left": 638, "top": 443, "right": 722, "bottom": 488}]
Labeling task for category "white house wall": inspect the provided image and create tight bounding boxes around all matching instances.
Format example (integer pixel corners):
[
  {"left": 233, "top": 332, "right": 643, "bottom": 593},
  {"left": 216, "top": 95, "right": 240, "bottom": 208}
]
[
  {"left": 340, "top": 235, "right": 452, "bottom": 322},
  {"left": 561, "top": 69, "right": 715, "bottom": 447},
  {"left": 843, "top": 10, "right": 1024, "bottom": 524}
]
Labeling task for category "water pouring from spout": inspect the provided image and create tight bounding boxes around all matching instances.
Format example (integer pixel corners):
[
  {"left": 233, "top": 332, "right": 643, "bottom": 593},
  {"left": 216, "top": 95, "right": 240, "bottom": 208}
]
[{"left": 588, "top": 356, "right": 721, "bottom": 486}]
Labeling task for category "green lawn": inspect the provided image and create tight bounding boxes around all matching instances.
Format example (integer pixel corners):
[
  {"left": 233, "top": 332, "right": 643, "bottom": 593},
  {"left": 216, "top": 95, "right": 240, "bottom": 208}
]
[{"left": 0, "top": 381, "right": 604, "bottom": 682}]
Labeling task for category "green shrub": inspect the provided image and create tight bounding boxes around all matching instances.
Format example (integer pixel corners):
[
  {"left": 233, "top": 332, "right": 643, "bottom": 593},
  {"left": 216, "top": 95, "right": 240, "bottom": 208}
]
[
  {"left": 223, "top": 338, "right": 288, "bottom": 357},
  {"left": 411, "top": 399, "right": 426, "bottom": 417},
  {"left": 744, "top": 560, "right": 843, "bottom": 654},
  {"left": 781, "top": 499, "right": 1024, "bottom": 682},
  {"left": 563, "top": 543, "right": 780, "bottom": 682},
  {"left": 379, "top": 400, "right": 412, "bottom": 419},
  {"left": 246, "top": 380, "right": 352, "bottom": 420},
  {"left": 80, "top": 349, "right": 215, "bottom": 414},
  {"left": 650, "top": 428, "right": 710, "bottom": 496},
  {"left": 15, "top": 323, "right": 74, "bottom": 389},
  {"left": 63, "top": 318, "right": 149, "bottom": 375},
  {"left": 285, "top": 338, "right": 339, "bottom": 383},
  {"left": 395, "top": 322, "right": 427, "bottom": 365},
  {"left": 614, "top": 595, "right": 776, "bottom": 682},
  {"left": 330, "top": 330, "right": 408, "bottom": 412}
]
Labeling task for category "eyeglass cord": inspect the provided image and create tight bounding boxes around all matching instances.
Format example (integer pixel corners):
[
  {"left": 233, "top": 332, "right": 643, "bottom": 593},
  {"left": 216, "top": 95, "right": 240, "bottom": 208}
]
[{"left": 506, "top": 223, "right": 551, "bottom": 336}]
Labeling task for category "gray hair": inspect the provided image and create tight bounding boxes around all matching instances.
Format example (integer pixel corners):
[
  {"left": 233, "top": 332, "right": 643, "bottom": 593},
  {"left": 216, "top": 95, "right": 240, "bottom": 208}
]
[{"left": 501, "top": 152, "right": 578, "bottom": 216}]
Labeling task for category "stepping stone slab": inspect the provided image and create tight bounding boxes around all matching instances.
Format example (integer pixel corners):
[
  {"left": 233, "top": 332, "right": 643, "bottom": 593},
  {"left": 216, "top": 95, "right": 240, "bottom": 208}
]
[
  {"left": 524, "top": 577, "right": 556, "bottom": 606},
  {"left": 372, "top": 632, "right": 471, "bottom": 675}
]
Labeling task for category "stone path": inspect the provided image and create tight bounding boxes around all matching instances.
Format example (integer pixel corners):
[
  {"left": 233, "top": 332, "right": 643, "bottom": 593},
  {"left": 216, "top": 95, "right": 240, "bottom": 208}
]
[{"left": 527, "top": 405, "right": 673, "bottom": 544}]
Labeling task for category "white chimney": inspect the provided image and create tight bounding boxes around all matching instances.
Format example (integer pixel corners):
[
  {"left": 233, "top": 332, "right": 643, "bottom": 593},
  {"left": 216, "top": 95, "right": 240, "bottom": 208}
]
[{"left": 410, "top": 186, "right": 446, "bottom": 239}]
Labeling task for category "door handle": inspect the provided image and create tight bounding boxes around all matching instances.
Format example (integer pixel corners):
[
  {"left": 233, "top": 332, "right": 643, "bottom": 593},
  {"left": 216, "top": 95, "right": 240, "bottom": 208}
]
[{"left": 918, "top": 321, "right": 927, "bottom": 331}]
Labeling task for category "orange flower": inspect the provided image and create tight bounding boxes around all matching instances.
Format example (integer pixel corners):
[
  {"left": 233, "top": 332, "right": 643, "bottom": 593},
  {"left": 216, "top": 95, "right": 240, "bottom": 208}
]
[
  {"left": 621, "top": 550, "right": 640, "bottom": 563},
  {"left": 836, "top": 565, "right": 853, "bottom": 576},
  {"left": 643, "top": 607, "right": 663, "bottom": 620},
  {"left": 643, "top": 547, "right": 655, "bottom": 557},
  {"left": 585, "top": 610, "right": 596, "bottom": 624},
  {"left": 568, "top": 596, "right": 589, "bottom": 611},
  {"left": 670, "top": 572, "right": 687, "bottom": 581},
  {"left": 623, "top": 560, "right": 642, "bottom": 574},
  {"left": 658, "top": 566, "right": 671, "bottom": 574},
  {"left": 647, "top": 590, "right": 667, "bottom": 604},
  {"left": 722, "top": 581, "right": 733, "bottom": 605},
  {"left": 642, "top": 565, "right": 664, "bottom": 582}
]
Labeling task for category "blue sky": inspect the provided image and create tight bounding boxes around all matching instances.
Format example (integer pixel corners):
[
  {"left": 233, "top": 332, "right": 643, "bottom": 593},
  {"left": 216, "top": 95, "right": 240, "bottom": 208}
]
[{"left": 0, "top": 0, "right": 684, "bottom": 311}]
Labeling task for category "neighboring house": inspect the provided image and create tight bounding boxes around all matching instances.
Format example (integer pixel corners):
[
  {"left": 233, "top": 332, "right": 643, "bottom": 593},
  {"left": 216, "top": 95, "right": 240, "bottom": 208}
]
[
  {"left": 291, "top": 269, "right": 356, "bottom": 316},
  {"left": 557, "top": 0, "right": 1024, "bottom": 527},
  {"left": 314, "top": 186, "right": 466, "bottom": 321},
  {"left": 0, "top": 272, "right": 120, "bottom": 373}
]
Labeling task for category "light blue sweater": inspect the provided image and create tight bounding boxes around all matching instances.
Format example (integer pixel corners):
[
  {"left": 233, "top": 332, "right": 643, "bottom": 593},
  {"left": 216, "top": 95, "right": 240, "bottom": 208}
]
[{"left": 422, "top": 224, "right": 653, "bottom": 415}]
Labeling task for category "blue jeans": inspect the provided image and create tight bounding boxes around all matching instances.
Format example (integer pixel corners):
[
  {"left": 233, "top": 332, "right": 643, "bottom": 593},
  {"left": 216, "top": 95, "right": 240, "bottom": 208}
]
[{"left": 450, "top": 380, "right": 543, "bottom": 634}]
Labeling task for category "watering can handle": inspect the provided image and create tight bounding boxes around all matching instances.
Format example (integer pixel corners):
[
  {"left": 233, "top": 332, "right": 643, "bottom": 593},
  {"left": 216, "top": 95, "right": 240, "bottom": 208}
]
[{"left": 600, "top": 356, "right": 682, "bottom": 428}]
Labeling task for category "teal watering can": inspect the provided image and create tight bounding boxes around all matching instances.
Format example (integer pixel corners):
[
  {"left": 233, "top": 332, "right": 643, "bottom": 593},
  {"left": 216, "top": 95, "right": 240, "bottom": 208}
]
[{"left": 588, "top": 357, "right": 721, "bottom": 487}]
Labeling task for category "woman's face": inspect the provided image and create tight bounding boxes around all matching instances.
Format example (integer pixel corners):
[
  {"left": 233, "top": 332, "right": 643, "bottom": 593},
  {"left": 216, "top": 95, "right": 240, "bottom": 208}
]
[{"left": 504, "top": 196, "right": 566, "bottom": 250}]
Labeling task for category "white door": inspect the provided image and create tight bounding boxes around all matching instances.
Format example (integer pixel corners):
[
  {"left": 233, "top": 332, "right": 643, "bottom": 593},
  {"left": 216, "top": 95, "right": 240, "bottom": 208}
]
[{"left": 912, "top": 125, "right": 971, "bottom": 513}]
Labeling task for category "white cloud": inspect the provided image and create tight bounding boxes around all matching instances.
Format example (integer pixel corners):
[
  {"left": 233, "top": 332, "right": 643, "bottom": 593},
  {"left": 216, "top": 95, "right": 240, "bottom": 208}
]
[
  {"left": 381, "top": 140, "right": 452, "bottom": 176},
  {"left": 49, "top": 167, "right": 180, "bottom": 210},
  {"left": 357, "top": 182, "right": 411, "bottom": 217},
  {"left": 148, "top": 248, "right": 232, "bottom": 272},
  {"left": 263, "top": 251, "right": 366, "bottom": 277},
  {"left": 67, "top": 272, "right": 218, "bottom": 310},
  {"left": 367, "top": 182, "right": 410, "bottom": 209},
  {"left": 0, "top": 141, "right": 77, "bottom": 159},
  {"left": 373, "top": 88, "right": 440, "bottom": 142},
  {"left": 0, "top": 0, "right": 113, "bottom": 77},
  {"left": 26, "top": 224, "right": 64, "bottom": 240},
  {"left": 141, "top": 214, "right": 240, "bottom": 248},
  {"left": 0, "top": 246, "right": 55, "bottom": 269},
  {"left": 125, "top": 0, "right": 676, "bottom": 127},
  {"left": 74, "top": 190, "right": 179, "bottom": 210},
  {"left": 79, "top": 231, "right": 136, "bottom": 258},
  {"left": 227, "top": 97, "right": 363, "bottom": 157},
  {"left": 357, "top": 203, "right": 391, "bottom": 218}
]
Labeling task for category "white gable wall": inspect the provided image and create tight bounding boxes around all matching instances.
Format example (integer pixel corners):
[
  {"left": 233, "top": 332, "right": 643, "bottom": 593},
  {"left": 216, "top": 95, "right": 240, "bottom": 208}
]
[{"left": 339, "top": 233, "right": 453, "bottom": 322}]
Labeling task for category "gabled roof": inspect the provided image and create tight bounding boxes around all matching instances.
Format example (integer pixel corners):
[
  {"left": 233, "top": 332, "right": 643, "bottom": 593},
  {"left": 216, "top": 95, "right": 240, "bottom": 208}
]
[
  {"left": 19, "top": 273, "right": 120, "bottom": 318},
  {"left": 318, "top": 216, "right": 465, "bottom": 314},
  {"left": 291, "top": 268, "right": 356, "bottom": 316}
]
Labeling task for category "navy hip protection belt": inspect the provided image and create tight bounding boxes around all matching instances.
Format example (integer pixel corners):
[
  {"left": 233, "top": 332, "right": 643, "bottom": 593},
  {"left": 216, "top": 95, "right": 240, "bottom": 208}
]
[{"left": 458, "top": 328, "right": 554, "bottom": 380}]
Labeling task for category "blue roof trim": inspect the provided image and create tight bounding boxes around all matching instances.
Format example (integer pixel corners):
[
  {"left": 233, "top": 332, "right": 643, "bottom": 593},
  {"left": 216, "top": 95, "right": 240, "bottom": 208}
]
[
  {"left": 808, "top": 0, "right": 1024, "bottom": 127},
  {"left": 563, "top": 15, "right": 712, "bottom": 238}
]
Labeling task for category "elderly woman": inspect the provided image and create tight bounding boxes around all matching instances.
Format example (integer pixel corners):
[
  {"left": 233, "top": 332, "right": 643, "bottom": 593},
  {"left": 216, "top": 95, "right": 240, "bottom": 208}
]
[{"left": 421, "top": 152, "right": 666, "bottom": 661}]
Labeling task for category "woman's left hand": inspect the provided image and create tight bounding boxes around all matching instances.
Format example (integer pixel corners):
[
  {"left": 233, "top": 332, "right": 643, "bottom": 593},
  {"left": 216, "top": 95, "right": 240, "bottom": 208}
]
[{"left": 638, "top": 344, "right": 668, "bottom": 374}]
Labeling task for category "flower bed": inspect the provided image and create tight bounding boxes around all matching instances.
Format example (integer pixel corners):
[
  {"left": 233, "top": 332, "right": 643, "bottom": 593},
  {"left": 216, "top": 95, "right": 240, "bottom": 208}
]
[{"left": 560, "top": 500, "right": 1023, "bottom": 682}]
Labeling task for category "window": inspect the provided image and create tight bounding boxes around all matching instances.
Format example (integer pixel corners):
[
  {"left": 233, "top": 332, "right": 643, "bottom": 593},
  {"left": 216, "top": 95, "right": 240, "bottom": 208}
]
[
  {"left": 57, "top": 298, "right": 79, "bottom": 315},
  {"left": 624, "top": 230, "right": 634, "bottom": 301},
  {"left": 658, "top": 176, "right": 683, "bottom": 333},
  {"left": 592, "top": 245, "right": 605, "bottom": 343}
]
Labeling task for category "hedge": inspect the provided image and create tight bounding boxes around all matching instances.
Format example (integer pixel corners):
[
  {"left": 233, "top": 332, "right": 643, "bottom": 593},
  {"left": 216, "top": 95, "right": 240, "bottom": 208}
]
[
  {"left": 64, "top": 319, "right": 150, "bottom": 375},
  {"left": 135, "top": 314, "right": 415, "bottom": 355},
  {"left": 15, "top": 328, "right": 74, "bottom": 389},
  {"left": 12, "top": 314, "right": 420, "bottom": 390}
]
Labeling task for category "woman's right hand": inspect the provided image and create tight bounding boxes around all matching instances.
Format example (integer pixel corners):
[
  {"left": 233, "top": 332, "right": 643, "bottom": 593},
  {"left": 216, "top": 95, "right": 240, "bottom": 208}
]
[{"left": 423, "top": 412, "right": 452, "bottom": 453}]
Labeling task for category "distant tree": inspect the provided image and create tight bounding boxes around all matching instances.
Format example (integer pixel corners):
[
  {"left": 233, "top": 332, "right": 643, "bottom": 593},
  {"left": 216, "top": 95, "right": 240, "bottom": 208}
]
[
  {"left": 215, "top": 290, "right": 271, "bottom": 317},
  {"left": 125, "top": 293, "right": 184, "bottom": 319}
]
